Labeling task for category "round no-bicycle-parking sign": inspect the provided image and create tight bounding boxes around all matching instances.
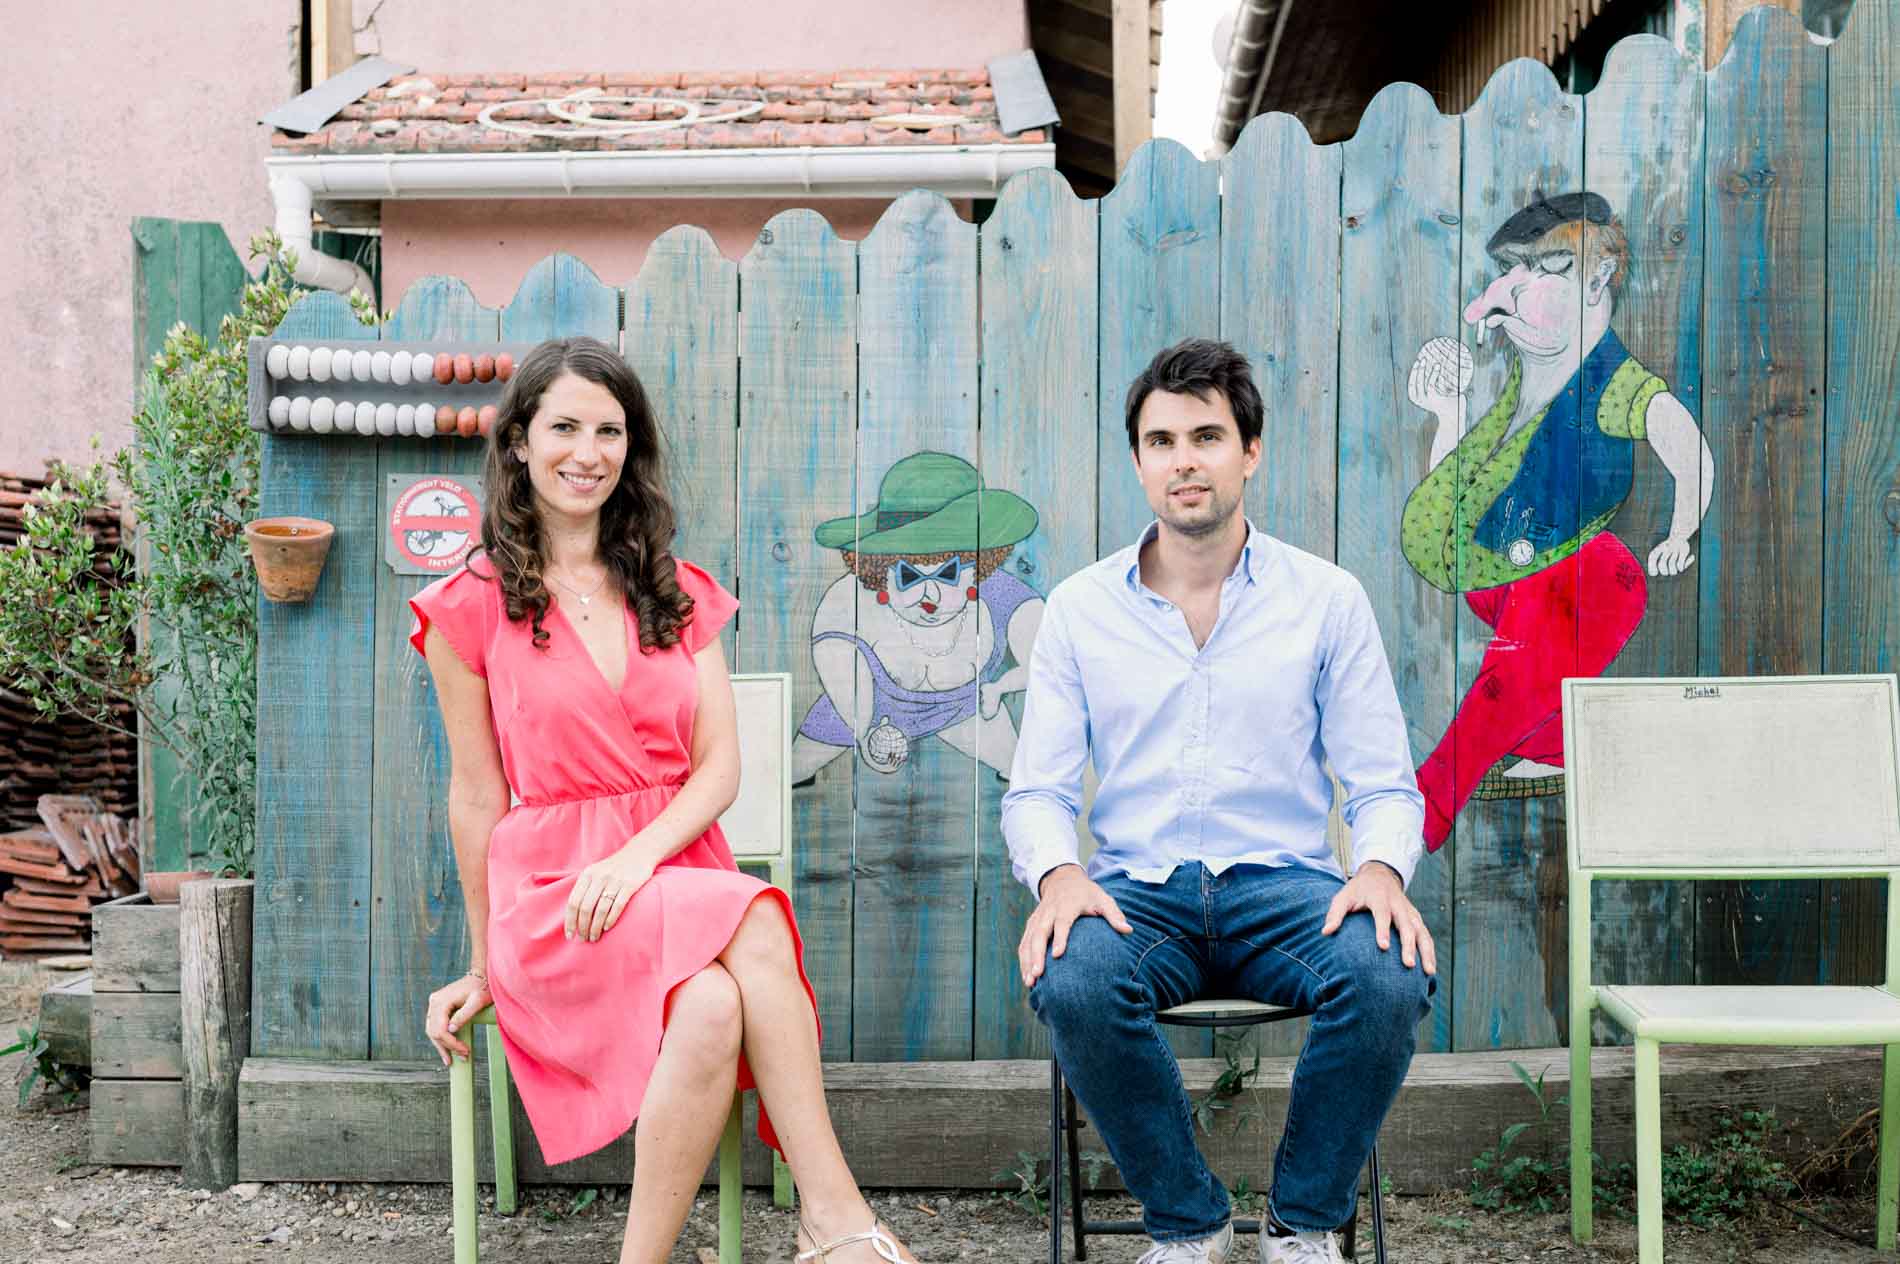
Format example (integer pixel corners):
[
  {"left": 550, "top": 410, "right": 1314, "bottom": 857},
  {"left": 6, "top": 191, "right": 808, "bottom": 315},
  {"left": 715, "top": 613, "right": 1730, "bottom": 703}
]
[{"left": 385, "top": 474, "right": 484, "bottom": 575}]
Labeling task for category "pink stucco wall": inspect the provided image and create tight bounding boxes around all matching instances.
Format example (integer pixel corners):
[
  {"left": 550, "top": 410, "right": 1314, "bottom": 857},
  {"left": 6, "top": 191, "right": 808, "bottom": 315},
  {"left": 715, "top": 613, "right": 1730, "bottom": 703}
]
[
  {"left": 350, "top": 0, "right": 1028, "bottom": 74},
  {"left": 381, "top": 198, "right": 970, "bottom": 308},
  {"left": 0, "top": 3, "right": 294, "bottom": 477}
]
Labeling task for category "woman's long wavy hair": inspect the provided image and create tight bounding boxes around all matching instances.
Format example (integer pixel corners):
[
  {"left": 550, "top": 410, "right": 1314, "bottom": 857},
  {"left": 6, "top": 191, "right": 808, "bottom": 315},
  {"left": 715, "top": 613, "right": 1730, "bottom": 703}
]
[{"left": 477, "top": 336, "right": 694, "bottom": 653}]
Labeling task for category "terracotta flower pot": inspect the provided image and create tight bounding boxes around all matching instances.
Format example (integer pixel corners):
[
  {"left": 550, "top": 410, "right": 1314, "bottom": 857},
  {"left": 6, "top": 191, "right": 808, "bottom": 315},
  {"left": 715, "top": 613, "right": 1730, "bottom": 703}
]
[
  {"left": 244, "top": 516, "right": 335, "bottom": 603},
  {"left": 145, "top": 870, "right": 216, "bottom": 904}
]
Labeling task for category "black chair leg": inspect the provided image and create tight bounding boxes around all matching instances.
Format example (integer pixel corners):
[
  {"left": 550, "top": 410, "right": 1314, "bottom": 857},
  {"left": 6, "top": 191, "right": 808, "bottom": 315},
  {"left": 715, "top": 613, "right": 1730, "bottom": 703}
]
[
  {"left": 1065, "top": 1084, "right": 1087, "bottom": 1260},
  {"left": 1367, "top": 1142, "right": 1386, "bottom": 1264},
  {"left": 1049, "top": 1060, "right": 1063, "bottom": 1264}
]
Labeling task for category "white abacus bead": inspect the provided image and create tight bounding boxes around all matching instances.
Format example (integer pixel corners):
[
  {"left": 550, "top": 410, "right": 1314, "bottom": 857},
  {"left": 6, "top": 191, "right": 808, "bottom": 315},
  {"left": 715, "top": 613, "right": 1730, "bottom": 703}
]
[
  {"left": 266, "top": 344, "right": 290, "bottom": 378},
  {"left": 331, "top": 349, "right": 354, "bottom": 383},
  {"left": 396, "top": 404, "right": 416, "bottom": 436},
  {"left": 334, "top": 401, "right": 355, "bottom": 432},
  {"left": 351, "top": 349, "right": 373, "bottom": 381},
  {"left": 309, "top": 347, "right": 333, "bottom": 382},
  {"left": 410, "top": 353, "right": 433, "bottom": 382},
  {"left": 288, "top": 396, "right": 312, "bottom": 430},
  {"left": 390, "top": 350, "right": 413, "bottom": 386},
  {"left": 371, "top": 350, "right": 392, "bottom": 383},
  {"left": 415, "top": 403, "right": 436, "bottom": 435},
  {"left": 267, "top": 395, "right": 291, "bottom": 427},
  {"left": 376, "top": 402, "right": 398, "bottom": 436},
  {"left": 356, "top": 400, "right": 378, "bottom": 436},
  {"left": 286, "top": 345, "right": 311, "bottom": 380},
  {"left": 309, "top": 396, "right": 336, "bottom": 433}
]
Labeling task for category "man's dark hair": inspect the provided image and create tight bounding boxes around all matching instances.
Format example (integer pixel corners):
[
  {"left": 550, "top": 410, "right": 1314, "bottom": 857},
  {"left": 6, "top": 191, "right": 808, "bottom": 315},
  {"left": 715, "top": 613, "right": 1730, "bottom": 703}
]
[{"left": 1123, "top": 339, "right": 1264, "bottom": 450}]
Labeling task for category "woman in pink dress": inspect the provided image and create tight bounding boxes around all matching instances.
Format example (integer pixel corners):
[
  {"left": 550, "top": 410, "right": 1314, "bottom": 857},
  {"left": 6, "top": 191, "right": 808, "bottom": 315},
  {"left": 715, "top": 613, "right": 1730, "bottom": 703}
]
[{"left": 412, "top": 336, "right": 913, "bottom": 1263}]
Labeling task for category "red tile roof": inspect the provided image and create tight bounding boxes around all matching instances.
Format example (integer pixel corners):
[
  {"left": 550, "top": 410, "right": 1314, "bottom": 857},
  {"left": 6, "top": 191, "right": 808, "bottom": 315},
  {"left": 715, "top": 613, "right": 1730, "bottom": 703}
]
[{"left": 272, "top": 69, "right": 1045, "bottom": 154}]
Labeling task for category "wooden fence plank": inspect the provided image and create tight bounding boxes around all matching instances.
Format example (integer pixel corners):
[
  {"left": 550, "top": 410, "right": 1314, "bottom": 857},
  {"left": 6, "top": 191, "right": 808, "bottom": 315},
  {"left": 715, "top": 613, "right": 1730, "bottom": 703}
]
[
  {"left": 364, "top": 276, "right": 499, "bottom": 1061},
  {"left": 850, "top": 192, "right": 980, "bottom": 1061},
  {"left": 1449, "top": 58, "right": 1583, "bottom": 1050},
  {"left": 1819, "top": 0, "right": 1900, "bottom": 983},
  {"left": 625, "top": 228, "right": 740, "bottom": 661},
  {"left": 252, "top": 290, "right": 380, "bottom": 1059},
  {"left": 1580, "top": 34, "right": 1706, "bottom": 1031},
  {"left": 130, "top": 218, "right": 251, "bottom": 874},
  {"left": 974, "top": 168, "right": 1097, "bottom": 1061},
  {"left": 739, "top": 210, "right": 858, "bottom": 1058},
  {"left": 1222, "top": 112, "right": 1341, "bottom": 560},
  {"left": 1097, "top": 139, "right": 1223, "bottom": 555},
  {"left": 1694, "top": 5, "right": 1829, "bottom": 988},
  {"left": 1339, "top": 82, "right": 1463, "bottom": 1054}
]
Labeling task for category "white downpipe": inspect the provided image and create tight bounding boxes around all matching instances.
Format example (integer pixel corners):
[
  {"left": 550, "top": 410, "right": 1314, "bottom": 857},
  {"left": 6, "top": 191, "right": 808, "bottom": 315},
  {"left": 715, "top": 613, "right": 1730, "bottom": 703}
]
[
  {"left": 264, "top": 142, "right": 1055, "bottom": 203},
  {"left": 269, "top": 173, "right": 376, "bottom": 299}
]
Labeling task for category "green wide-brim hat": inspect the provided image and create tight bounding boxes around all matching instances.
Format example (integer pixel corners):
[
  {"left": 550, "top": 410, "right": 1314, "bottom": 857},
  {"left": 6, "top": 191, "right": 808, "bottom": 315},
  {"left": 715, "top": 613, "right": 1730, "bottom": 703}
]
[{"left": 814, "top": 451, "right": 1038, "bottom": 555}]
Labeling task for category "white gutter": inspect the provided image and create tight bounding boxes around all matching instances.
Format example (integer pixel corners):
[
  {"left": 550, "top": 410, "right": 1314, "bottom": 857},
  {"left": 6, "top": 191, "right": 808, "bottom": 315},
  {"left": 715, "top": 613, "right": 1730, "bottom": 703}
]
[
  {"left": 270, "top": 172, "right": 377, "bottom": 299},
  {"left": 265, "top": 142, "right": 1055, "bottom": 203}
]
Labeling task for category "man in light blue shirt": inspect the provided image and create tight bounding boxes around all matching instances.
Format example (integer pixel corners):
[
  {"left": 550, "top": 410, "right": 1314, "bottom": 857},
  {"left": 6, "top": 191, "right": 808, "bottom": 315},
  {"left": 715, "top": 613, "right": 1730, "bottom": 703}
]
[{"left": 1004, "top": 339, "right": 1435, "bottom": 1264}]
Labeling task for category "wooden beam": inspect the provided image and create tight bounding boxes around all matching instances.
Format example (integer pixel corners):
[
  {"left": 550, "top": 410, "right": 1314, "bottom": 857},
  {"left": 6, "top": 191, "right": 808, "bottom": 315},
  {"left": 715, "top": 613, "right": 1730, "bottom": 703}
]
[
  {"left": 238, "top": 1045, "right": 1885, "bottom": 1189},
  {"left": 92, "top": 1080, "right": 184, "bottom": 1166},
  {"left": 91, "top": 991, "right": 182, "bottom": 1079},
  {"left": 310, "top": 0, "right": 355, "bottom": 84},
  {"left": 181, "top": 879, "right": 253, "bottom": 1190},
  {"left": 93, "top": 894, "right": 180, "bottom": 992},
  {"left": 38, "top": 973, "right": 91, "bottom": 1068},
  {"left": 1111, "top": 0, "right": 1153, "bottom": 173}
]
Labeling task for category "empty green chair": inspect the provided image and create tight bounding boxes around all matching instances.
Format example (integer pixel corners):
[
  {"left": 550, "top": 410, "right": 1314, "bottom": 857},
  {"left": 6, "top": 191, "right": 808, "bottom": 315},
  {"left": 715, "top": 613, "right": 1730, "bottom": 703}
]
[{"left": 1564, "top": 674, "right": 1900, "bottom": 1263}]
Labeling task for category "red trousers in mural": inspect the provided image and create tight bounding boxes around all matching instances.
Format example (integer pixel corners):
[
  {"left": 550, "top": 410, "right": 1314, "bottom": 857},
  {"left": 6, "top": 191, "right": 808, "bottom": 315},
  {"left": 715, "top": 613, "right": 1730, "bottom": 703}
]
[{"left": 1417, "top": 531, "right": 1649, "bottom": 850}]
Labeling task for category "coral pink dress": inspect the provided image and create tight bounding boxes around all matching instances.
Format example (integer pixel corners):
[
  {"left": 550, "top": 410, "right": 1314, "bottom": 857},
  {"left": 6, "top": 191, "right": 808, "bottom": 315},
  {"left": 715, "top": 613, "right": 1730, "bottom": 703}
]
[{"left": 409, "top": 555, "right": 814, "bottom": 1165}]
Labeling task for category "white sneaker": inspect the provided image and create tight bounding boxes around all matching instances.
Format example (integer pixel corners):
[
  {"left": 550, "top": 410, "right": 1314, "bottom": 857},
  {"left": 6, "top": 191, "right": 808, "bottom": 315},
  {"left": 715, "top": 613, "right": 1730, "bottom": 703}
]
[
  {"left": 1138, "top": 1220, "right": 1235, "bottom": 1263},
  {"left": 1260, "top": 1227, "right": 1345, "bottom": 1264}
]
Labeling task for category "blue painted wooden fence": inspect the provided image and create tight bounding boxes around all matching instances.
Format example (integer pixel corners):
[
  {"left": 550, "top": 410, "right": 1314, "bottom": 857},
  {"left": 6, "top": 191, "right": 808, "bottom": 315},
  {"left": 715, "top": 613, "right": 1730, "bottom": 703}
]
[{"left": 250, "top": 3, "right": 1898, "bottom": 1064}]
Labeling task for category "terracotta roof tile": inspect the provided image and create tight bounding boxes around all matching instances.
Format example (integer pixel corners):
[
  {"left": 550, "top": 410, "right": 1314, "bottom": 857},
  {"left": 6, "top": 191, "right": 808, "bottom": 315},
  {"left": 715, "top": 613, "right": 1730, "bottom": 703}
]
[{"left": 275, "top": 67, "right": 1044, "bottom": 156}]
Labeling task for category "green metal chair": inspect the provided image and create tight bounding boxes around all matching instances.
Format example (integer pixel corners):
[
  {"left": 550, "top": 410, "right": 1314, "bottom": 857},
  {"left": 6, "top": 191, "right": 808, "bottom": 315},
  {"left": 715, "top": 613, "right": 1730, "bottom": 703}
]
[
  {"left": 448, "top": 672, "right": 797, "bottom": 1264},
  {"left": 1564, "top": 673, "right": 1900, "bottom": 1263}
]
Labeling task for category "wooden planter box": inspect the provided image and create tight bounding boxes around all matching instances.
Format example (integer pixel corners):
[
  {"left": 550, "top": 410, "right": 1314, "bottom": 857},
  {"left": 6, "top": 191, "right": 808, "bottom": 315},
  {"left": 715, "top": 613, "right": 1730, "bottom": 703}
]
[{"left": 90, "top": 892, "right": 184, "bottom": 1165}]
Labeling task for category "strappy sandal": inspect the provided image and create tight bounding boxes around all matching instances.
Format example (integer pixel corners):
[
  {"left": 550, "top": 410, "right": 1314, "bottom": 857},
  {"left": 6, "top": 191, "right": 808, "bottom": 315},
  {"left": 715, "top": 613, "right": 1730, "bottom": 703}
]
[{"left": 794, "top": 1216, "right": 907, "bottom": 1262}]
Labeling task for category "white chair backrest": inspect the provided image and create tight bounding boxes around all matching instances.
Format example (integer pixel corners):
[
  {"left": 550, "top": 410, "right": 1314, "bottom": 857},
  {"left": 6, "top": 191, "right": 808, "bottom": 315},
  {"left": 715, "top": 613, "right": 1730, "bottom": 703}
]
[
  {"left": 719, "top": 672, "right": 793, "bottom": 888},
  {"left": 1563, "top": 675, "right": 1900, "bottom": 873}
]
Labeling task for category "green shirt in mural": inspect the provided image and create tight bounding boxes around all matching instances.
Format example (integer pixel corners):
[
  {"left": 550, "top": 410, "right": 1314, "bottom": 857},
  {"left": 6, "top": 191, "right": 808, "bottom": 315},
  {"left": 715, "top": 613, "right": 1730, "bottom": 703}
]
[{"left": 1401, "top": 348, "right": 1666, "bottom": 594}]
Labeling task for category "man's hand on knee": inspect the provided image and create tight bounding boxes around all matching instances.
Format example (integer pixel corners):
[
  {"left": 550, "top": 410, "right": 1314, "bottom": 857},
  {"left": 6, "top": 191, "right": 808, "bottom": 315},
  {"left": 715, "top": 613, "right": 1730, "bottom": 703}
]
[
  {"left": 1322, "top": 861, "right": 1438, "bottom": 975},
  {"left": 1018, "top": 864, "right": 1132, "bottom": 988}
]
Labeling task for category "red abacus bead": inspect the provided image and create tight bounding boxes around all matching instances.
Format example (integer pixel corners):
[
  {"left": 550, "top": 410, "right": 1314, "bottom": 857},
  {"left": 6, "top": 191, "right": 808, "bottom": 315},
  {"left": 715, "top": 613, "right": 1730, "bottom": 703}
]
[
  {"left": 435, "top": 405, "right": 457, "bottom": 434},
  {"left": 474, "top": 353, "right": 496, "bottom": 382},
  {"left": 495, "top": 353, "right": 514, "bottom": 381},
  {"left": 453, "top": 354, "right": 475, "bottom": 384},
  {"left": 433, "top": 354, "right": 455, "bottom": 385},
  {"left": 456, "top": 406, "right": 479, "bottom": 438},
  {"left": 477, "top": 404, "right": 499, "bottom": 437}
]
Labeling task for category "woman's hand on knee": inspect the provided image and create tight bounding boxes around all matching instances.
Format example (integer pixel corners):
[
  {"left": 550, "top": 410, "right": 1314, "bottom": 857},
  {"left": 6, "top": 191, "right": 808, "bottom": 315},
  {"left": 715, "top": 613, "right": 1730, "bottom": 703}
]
[{"left": 425, "top": 972, "right": 492, "bottom": 1066}]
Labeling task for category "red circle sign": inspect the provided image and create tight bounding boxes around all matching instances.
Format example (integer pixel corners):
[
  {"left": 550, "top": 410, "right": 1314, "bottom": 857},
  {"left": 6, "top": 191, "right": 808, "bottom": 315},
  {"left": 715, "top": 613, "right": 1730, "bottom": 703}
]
[{"left": 390, "top": 477, "right": 481, "bottom": 573}]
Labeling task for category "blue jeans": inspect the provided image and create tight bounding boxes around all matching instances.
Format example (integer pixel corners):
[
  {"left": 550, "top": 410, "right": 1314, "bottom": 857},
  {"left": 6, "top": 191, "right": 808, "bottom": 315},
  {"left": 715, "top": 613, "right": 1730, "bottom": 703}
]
[{"left": 1030, "top": 862, "right": 1433, "bottom": 1241}]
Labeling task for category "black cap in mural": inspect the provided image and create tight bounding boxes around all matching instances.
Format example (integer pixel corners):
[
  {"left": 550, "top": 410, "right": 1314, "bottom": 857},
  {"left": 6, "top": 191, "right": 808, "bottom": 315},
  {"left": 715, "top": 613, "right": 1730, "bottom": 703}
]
[{"left": 1487, "top": 190, "right": 1614, "bottom": 254}]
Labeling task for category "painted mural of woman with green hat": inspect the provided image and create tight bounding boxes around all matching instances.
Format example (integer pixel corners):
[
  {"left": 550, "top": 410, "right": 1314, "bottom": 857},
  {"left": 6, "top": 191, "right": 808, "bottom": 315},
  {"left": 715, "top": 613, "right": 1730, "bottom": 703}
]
[{"left": 792, "top": 451, "right": 1046, "bottom": 784}]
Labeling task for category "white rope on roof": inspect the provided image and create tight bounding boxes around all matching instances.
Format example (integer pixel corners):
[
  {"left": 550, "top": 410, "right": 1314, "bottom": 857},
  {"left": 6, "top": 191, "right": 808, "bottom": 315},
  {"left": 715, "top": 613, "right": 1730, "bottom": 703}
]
[{"left": 476, "top": 88, "right": 765, "bottom": 139}]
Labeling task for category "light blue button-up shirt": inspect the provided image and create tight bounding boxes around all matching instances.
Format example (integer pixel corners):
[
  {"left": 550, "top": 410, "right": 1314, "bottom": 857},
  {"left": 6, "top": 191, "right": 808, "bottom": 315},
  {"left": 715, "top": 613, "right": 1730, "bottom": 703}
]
[{"left": 1001, "top": 520, "right": 1426, "bottom": 895}]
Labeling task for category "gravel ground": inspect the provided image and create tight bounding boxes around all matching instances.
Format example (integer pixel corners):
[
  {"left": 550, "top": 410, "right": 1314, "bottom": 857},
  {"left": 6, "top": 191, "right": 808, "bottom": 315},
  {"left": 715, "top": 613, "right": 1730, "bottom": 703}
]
[{"left": 0, "top": 960, "right": 1885, "bottom": 1262}]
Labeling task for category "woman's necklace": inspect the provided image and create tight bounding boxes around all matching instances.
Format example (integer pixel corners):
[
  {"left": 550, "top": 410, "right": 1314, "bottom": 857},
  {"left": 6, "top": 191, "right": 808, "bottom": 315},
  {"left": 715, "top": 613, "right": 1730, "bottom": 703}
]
[{"left": 548, "top": 566, "right": 608, "bottom": 612}]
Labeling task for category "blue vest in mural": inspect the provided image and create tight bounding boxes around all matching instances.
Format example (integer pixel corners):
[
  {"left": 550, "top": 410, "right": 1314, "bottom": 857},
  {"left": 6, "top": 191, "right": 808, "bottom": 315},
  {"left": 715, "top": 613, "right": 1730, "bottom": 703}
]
[{"left": 1471, "top": 330, "right": 1639, "bottom": 556}]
